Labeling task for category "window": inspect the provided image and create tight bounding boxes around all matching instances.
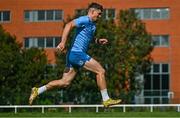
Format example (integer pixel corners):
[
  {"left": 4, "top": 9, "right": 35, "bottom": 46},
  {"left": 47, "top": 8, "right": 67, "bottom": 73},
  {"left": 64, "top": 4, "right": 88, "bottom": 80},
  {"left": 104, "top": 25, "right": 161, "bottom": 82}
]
[
  {"left": 0, "top": 11, "right": 10, "bottom": 22},
  {"left": 144, "top": 63, "right": 170, "bottom": 104},
  {"left": 75, "top": 9, "right": 87, "bottom": 17},
  {"left": 102, "top": 9, "right": 115, "bottom": 19},
  {"left": 134, "top": 8, "right": 169, "bottom": 20},
  {"left": 24, "top": 37, "right": 61, "bottom": 48},
  {"left": 24, "top": 38, "right": 29, "bottom": 48},
  {"left": 55, "top": 10, "right": 62, "bottom": 20},
  {"left": 26, "top": 38, "right": 37, "bottom": 47},
  {"left": 24, "top": 10, "right": 63, "bottom": 22},
  {"left": 46, "top": 37, "right": 54, "bottom": 48},
  {"left": 46, "top": 10, "right": 54, "bottom": 20},
  {"left": 153, "top": 64, "right": 160, "bottom": 73},
  {"left": 152, "top": 9, "right": 161, "bottom": 19},
  {"left": 161, "top": 9, "right": 169, "bottom": 19},
  {"left": 38, "top": 10, "right": 45, "bottom": 21},
  {"left": 55, "top": 37, "right": 60, "bottom": 46},
  {"left": 152, "top": 35, "right": 169, "bottom": 47},
  {"left": 37, "top": 37, "right": 45, "bottom": 48},
  {"left": 24, "top": 11, "right": 30, "bottom": 21},
  {"left": 143, "top": 9, "right": 151, "bottom": 19}
]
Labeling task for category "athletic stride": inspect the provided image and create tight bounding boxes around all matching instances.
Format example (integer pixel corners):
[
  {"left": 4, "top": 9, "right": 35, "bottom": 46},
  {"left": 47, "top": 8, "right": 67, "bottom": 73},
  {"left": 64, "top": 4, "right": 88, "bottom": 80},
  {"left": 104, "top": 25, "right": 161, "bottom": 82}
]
[{"left": 29, "top": 2, "right": 121, "bottom": 107}]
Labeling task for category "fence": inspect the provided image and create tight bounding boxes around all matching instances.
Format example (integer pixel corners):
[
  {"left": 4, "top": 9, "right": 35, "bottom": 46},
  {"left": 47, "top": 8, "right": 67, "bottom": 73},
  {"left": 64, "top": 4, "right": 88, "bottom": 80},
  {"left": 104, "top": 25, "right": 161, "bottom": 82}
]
[{"left": 0, "top": 104, "right": 180, "bottom": 113}]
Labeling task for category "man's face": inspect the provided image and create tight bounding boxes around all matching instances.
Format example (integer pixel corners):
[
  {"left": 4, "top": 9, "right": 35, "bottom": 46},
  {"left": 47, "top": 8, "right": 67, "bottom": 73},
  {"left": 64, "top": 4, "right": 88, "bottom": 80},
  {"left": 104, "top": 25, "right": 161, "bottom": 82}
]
[{"left": 90, "top": 9, "right": 102, "bottom": 21}]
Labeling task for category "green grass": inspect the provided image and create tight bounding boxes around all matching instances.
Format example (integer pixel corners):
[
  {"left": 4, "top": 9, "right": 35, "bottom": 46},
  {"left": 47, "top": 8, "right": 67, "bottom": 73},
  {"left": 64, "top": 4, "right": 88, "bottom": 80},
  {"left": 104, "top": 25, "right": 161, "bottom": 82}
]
[
  {"left": 0, "top": 107, "right": 180, "bottom": 117},
  {"left": 0, "top": 112, "right": 180, "bottom": 118}
]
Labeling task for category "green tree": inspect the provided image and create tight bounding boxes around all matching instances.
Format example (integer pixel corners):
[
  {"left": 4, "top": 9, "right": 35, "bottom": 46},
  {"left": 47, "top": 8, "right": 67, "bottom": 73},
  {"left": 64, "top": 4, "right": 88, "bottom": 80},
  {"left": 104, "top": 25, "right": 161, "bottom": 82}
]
[
  {"left": 0, "top": 25, "right": 48, "bottom": 105},
  {"left": 0, "top": 25, "right": 22, "bottom": 105}
]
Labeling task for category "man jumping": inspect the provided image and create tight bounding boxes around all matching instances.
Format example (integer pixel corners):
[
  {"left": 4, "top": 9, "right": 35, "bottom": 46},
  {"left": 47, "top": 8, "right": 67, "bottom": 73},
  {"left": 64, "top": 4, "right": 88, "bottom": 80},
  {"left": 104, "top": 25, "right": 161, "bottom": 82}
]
[{"left": 29, "top": 2, "right": 121, "bottom": 107}]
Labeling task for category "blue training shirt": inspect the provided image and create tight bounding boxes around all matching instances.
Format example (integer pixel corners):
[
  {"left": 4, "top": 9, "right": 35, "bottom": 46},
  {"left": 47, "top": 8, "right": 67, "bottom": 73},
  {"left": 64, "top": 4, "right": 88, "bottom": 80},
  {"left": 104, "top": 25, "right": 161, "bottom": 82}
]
[{"left": 71, "top": 16, "right": 96, "bottom": 52}]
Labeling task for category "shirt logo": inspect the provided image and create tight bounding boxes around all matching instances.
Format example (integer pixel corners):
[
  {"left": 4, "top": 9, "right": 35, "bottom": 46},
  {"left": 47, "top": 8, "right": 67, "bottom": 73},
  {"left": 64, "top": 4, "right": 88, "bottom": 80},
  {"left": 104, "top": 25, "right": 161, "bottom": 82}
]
[{"left": 78, "top": 60, "right": 84, "bottom": 66}]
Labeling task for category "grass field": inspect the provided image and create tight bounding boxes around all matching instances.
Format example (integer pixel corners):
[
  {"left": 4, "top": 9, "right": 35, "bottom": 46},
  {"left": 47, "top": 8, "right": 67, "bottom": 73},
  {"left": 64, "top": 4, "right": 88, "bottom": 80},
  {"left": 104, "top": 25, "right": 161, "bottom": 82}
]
[
  {"left": 0, "top": 112, "right": 180, "bottom": 118},
  {"left": 0, "top": 106, "right": 180, "bottom": 118}
]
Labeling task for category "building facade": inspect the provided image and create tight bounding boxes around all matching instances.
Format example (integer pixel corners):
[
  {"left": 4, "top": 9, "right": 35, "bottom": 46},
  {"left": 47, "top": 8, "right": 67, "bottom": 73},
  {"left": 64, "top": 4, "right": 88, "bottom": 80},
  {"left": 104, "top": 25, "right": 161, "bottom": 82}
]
[{"left": 0, "top": 0, "right": 180, "bottom": 104}]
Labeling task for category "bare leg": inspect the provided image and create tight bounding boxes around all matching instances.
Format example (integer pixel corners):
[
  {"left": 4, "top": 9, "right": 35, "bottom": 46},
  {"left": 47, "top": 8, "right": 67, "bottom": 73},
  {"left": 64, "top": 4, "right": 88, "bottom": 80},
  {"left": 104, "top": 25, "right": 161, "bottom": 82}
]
[
  {"left": 46, "top": 67, "right": 77, "bottom": 90},
  {"left": 84, "top": 58, "right": 110, "bottom": 102},
  {"left": 83, "top": 58, "right": 122, "bottom": 107},
  {"left": 84, "top": 58, "right": 106, "bottom": 90},
  {"left": 29, "top": 67, "right": 77, "bottom": 105}
]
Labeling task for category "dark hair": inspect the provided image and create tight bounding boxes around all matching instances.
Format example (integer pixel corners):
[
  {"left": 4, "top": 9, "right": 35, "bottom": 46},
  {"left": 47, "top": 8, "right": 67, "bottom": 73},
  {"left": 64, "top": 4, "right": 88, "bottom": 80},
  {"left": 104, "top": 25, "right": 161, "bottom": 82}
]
[{"left": 88, "top": 2, "right": 103, "bottom": 11}]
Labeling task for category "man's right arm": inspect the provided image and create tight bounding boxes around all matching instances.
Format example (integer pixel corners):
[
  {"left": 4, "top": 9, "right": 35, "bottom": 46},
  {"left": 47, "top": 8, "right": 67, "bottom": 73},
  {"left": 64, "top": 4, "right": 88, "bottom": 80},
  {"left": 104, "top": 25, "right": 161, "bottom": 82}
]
[{"left": 57, "top": 20, "right": 76, "bottom": 51}]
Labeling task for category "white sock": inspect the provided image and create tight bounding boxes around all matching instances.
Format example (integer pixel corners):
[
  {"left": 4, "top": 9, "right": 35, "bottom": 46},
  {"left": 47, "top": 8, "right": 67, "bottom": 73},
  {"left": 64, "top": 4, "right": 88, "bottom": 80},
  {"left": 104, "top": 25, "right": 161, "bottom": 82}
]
[
  {"left": 38, "top": 86, "right": 47, "bottom": 95},
  {"left": 100, "top": 89, "right": 110, "bottom": 101}
]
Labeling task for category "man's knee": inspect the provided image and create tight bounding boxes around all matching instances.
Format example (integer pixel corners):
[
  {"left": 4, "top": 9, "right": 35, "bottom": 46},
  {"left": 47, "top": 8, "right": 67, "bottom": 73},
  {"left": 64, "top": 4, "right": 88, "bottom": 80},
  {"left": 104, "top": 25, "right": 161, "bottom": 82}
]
[
  {"left": 97, "top": 67, "right": 105, "bottom": 75},
  {"left": 60, "top": 79, "right": 71, "bottom": 87}
]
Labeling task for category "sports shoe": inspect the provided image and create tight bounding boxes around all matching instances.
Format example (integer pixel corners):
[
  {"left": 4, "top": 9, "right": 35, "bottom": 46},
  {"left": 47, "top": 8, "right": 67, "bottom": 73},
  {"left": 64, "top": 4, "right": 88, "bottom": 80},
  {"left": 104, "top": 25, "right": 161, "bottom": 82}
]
[
  {"left": 103, "top": 98, "right": 122, "bottom": 107},
  {"left": 29, "top": 87, "right": 38, "bottom": 105}
]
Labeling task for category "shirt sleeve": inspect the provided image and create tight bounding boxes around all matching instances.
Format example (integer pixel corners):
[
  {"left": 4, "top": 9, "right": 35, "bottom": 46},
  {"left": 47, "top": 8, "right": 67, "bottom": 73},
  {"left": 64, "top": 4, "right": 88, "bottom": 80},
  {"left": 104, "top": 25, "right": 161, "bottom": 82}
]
[{"left": 74, "top": 16, "right": 89, "bottom": 27}]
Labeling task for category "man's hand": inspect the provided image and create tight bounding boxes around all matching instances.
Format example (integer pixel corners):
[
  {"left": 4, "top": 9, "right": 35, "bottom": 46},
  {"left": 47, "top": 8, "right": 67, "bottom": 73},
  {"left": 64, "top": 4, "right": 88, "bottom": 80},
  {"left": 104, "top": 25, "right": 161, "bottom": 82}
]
[
  {"left": 57, "top": 42, "right": 65, "bottom": 52},
  {"left": 99, "top": 38, "right": 108, "bottom": 45}
]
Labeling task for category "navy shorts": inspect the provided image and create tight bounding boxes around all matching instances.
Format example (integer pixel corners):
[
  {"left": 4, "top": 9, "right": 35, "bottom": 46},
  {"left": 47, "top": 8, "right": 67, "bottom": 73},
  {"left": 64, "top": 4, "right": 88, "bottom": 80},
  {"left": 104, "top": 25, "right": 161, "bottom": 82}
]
[{"left": 66, "top": 51, "right": 91, "bottom": 68}]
